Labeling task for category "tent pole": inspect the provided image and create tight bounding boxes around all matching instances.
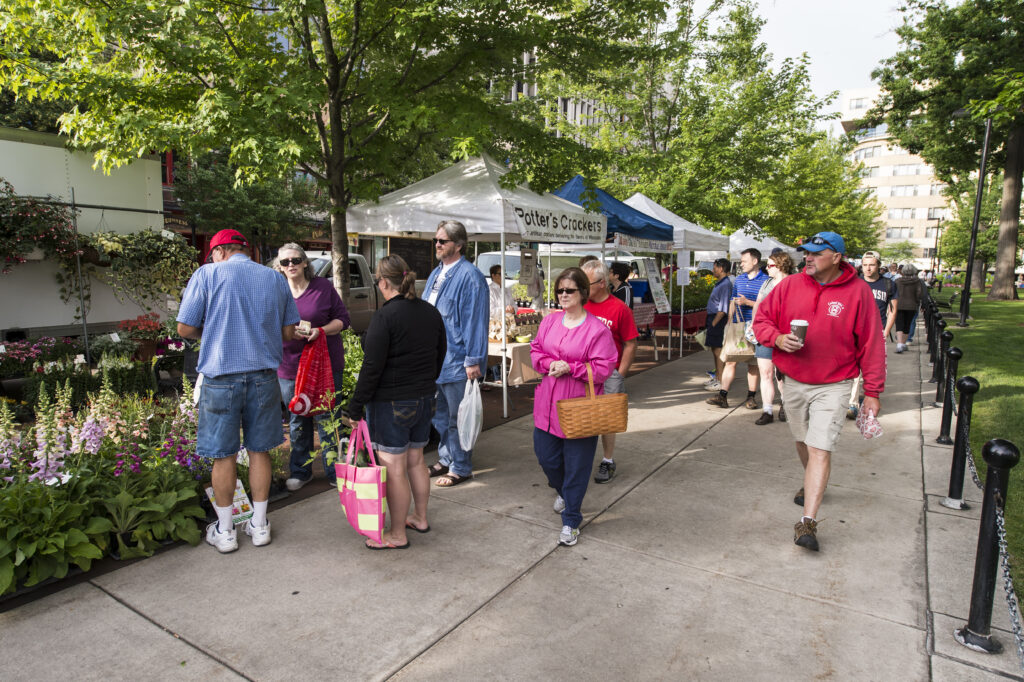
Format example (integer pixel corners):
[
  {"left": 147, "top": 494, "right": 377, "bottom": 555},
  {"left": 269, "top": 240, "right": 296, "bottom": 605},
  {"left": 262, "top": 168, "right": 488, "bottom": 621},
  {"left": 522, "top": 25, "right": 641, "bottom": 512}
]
[
  {"left": 546, "top": 245, "right": 552, "bottom": 310},
  {"left": 500, "top": 232, "right": 508, "bottom": 419},
  {"left": 667, "top": 251, "right": 673, "bottom": 360}
]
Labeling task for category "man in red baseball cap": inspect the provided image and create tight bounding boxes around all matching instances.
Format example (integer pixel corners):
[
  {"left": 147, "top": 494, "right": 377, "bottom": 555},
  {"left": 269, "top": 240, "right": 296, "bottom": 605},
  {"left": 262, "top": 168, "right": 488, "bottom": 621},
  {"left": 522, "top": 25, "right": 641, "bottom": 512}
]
[{"left": 178, "top": 228, "right": 300, "bottom": 553}]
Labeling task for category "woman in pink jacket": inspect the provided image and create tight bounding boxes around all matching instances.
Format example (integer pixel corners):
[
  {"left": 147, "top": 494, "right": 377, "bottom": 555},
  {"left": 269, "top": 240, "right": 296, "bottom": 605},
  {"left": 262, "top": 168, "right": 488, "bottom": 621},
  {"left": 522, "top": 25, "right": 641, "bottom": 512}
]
[{"left": 530, "top": 267, "right": 618, "bottom": 547}]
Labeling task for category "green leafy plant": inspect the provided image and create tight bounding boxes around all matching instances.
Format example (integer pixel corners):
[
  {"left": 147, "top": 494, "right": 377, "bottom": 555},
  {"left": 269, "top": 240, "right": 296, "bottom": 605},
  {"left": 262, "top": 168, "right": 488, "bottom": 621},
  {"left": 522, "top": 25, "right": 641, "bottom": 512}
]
[
  {"left": 0, "top": 177, "right": 82, "bottom": 275},
  {"left": 87, "top": 230, "right": 198, "bottom": 313}
]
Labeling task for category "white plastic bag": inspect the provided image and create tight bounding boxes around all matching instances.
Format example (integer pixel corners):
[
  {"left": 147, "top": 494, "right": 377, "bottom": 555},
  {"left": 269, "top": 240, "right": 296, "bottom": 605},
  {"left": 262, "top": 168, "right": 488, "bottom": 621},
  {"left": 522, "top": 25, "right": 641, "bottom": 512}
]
[{"left": 457, "top": 379, "right": 483, "bottom": 452}]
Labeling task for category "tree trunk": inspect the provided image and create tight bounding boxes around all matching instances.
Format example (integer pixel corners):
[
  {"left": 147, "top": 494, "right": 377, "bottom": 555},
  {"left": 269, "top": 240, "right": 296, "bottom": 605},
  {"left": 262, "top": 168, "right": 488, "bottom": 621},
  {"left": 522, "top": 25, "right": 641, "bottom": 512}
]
[
  {"left": 988, "top": 124, "right": 1023, "bottom": 301},
  {"left": 970, "top": 259, "right": 986, "bottom": 292},
  {"left": 329, "top": 200, "right": 351, "bottom": 300}
]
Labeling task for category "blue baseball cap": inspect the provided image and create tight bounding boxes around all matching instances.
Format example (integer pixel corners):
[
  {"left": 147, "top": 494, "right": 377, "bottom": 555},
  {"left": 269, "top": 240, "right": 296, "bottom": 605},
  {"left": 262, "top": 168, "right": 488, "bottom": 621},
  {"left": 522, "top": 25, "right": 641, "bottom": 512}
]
[{"left": 799, "top": 231, "right": 845, "bottom": 254}]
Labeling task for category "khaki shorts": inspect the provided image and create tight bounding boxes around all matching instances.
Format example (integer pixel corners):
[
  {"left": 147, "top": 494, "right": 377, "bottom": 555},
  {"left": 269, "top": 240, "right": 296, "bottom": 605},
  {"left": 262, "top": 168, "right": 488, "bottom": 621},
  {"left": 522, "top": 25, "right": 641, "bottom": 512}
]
[{"left": 781, "top": 377, "right": 853, "bottom": 452}]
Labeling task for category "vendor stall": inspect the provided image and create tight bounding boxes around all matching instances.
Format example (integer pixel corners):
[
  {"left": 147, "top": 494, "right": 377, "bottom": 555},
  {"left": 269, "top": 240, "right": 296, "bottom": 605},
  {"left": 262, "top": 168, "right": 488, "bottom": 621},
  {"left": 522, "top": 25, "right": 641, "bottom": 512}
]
[{"left": 347, "top": 154, "right": 607, "bottom": 417}]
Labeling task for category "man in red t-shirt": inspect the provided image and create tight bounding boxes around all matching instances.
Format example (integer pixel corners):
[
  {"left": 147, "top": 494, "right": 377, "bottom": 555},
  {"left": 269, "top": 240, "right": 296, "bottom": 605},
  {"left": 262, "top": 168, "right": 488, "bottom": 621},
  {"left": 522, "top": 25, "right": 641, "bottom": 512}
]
[{"left": 581, "top": 260, "right": 639, "bottom": 484}]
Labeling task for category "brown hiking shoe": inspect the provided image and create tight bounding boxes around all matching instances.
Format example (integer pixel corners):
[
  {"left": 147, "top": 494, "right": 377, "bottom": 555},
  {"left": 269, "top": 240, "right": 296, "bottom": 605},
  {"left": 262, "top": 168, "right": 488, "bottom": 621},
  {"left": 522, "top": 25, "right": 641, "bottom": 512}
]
[
  {"left": 794, "top": 518, "right": 819, "bottom": 551},
  {"left": 744, "top": 397, "right": 759, "bottom": 410},
  {"left": 794, "top": 487, "right": 804, "bottom": 506},
  {"left": 705, "top": 393, "right": 728, "bottom": 408}
]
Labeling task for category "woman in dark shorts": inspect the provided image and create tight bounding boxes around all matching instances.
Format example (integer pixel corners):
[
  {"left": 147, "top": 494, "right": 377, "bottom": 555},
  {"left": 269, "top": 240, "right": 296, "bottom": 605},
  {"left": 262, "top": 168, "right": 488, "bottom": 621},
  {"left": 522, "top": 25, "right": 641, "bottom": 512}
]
[
  {"left": 894, "top": 264, "right": 923, "bottom": 354},
  {"left": 347, "top": 255, "right": 447, "bottom": 550}
]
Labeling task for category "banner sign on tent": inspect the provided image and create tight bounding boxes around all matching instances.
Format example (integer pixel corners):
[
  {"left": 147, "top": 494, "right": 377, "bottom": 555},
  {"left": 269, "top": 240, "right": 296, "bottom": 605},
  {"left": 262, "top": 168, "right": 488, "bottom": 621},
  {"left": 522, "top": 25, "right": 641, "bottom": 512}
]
[
  {"left": 613, "top": 232, "right": 674, "bottom": 253},
  {"left": 676, "top": 250, "right": 691, "bottom": 286},
  {"left": 512, "top": 205, "right": 605, "bottom": 243},
  {"left": 642, "top": 258, "right": 671, "bottom": 314}
]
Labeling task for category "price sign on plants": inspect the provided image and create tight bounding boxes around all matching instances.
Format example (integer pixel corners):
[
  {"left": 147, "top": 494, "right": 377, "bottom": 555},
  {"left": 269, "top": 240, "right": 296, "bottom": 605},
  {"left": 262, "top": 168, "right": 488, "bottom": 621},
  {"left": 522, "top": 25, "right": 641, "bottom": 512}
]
[{"left": 641, "top": 258, "right": 671, "bottom": 314}]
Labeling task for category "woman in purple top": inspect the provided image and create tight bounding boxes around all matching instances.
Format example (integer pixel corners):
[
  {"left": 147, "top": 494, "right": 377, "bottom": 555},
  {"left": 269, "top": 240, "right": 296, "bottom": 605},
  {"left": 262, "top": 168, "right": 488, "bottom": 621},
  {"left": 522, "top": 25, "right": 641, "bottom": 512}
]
[
  {"left": 276, "top": 243, "right": 351, "bottom": 490},
  {"left": 530, "top": 267, "right": 618, "bottom": 547}
]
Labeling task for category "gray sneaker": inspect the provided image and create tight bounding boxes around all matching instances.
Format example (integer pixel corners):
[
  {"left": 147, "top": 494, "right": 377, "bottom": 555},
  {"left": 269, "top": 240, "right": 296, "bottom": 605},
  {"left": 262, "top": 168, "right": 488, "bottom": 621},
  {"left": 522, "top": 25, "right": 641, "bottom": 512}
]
[
  {"left": 594, "top": 459, "right": 616, "bottom": 484},
  {"left": 558, "top": 525, "right": 579, "bottom": 546},
  {"left": 553, "top": 495, "right": 566, "bottom": 513}
]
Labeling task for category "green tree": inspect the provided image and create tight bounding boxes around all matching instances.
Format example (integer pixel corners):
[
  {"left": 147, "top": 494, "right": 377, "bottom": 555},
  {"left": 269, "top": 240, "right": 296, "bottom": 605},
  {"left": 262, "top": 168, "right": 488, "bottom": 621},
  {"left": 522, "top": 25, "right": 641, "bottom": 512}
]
[
  {"left": 0, "top": 0, "right": 659, "bottom": 294},
  {"left": 880, "top": 240, "right": 917, "bottom": 264},
  {"left": 172, "top": 151, "right": 329, "bottom": 261},
  {"left": 534, "top": 1, "right": 880, "bottom": 249},
  {"left": 939, "top": 174, "right": 1023, "bottom": 274},
  {"left": 871, "top": 0, "right": 1024, "bottom": 300}
]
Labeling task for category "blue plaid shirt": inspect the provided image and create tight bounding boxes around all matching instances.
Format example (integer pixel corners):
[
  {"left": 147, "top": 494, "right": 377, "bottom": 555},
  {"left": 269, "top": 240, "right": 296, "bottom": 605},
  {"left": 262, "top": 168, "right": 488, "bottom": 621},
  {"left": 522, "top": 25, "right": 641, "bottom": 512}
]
[{"left": 177, "top": 253, "right": 300, "bottom": 377}]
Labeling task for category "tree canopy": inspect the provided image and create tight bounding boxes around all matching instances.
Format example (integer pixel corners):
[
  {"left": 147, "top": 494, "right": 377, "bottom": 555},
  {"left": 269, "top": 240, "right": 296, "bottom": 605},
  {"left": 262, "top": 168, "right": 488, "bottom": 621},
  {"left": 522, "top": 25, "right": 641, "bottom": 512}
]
[{"left": 871, "top": 0, "right": 1024, "bottom": 299}]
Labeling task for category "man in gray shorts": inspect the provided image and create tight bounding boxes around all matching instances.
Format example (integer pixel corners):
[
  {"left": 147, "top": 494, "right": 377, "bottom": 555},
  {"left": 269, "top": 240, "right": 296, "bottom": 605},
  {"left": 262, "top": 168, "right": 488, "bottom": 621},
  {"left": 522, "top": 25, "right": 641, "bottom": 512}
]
[
  {"left": 582, "top": 260, "right": 639, "bottom": 484},
  {"left": 752, "top": 231, "right": 885, "bottom": 551}
]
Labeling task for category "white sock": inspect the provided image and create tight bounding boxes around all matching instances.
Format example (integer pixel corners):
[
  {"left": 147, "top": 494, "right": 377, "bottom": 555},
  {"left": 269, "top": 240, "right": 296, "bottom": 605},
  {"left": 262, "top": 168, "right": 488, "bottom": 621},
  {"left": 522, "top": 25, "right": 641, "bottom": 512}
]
[
  {"left": 252, "top": 500, "right": 268, "bottom": 528},
  {"left": 763, "top": 407, "right": 773, "bottom": 415},
  {"left": 602, "top": 457, "right": 614, "bottom": 464},
  {"left": 215, "top": 504, "right": 234, "bottom": 533},
  {"left": 802, "top": 516, "right": 815, "bottom": 523}
]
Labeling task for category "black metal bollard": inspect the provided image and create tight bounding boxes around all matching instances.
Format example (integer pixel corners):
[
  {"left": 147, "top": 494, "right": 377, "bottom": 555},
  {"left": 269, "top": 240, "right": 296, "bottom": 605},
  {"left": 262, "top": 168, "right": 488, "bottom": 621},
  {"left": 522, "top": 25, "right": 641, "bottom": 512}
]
[
  {"left": 955, "top": 439, "right": 1022, "bottom": 654},
  {"left": 936, "top": 347, "right": 962, "bottom": 444},
  {"left": 942, "top": 376, "right": 979, "bottom": 510},
  {"left": 933, "top": 330, "right": 953, "bottom": 400},
  {"left": 925, "top": 300, "right": 937, "bottom": 350},
  {"left": 929, "top": 319, "right": 947, "bottom": 380}
]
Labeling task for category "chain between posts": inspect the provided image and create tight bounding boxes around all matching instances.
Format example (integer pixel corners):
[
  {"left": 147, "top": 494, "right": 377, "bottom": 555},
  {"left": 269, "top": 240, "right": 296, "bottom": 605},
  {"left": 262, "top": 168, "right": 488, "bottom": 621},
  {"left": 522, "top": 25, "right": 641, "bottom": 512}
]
[
  {"left": 948, "top": 371, "right": 958, "bottom": 417},
  {"left": 965, "top": 441, "right": 1024, "bottom": 670}
]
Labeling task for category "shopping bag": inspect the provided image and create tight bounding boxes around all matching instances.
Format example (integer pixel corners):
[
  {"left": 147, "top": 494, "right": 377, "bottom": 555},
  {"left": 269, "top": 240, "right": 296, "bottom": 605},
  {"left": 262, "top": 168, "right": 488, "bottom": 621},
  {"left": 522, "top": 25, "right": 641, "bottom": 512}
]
[
  {"left": 334, "top": 419, "right": 387, "bottom": 544},
  {"left": 719, "top": 304, "right": 755, "bottom": 363},
  {"left": 856, "top": 408, "right": 884, "bottom": 440},
  {"left": 289, "top": 331, "right": 335, "bottom": 416},
  {"left": 457, "top": 379, "right": 483, "bottom": 451}
]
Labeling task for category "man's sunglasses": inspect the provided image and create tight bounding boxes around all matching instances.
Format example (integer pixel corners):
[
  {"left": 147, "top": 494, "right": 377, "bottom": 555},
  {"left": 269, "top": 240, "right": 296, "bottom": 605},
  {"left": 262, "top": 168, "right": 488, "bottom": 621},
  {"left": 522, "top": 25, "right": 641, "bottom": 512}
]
[
  {"left": 556, "top": 287, "right": 578, "bottom": 295},
  {"left": 279, "top": 257, "right": 305, "bottom": 267},
  {"left": 434, "top": 238, "right": 452, "bottom": 245},
  {"left": 807, "top": 235, "right": 841, "bottom": 251}
]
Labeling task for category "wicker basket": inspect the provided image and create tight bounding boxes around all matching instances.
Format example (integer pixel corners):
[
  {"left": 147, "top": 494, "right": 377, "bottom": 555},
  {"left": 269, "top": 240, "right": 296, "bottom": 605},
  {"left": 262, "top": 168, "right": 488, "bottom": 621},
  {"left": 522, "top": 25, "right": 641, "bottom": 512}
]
[{"left": 556, "top": 363, "right": 628, "bottom": 439}]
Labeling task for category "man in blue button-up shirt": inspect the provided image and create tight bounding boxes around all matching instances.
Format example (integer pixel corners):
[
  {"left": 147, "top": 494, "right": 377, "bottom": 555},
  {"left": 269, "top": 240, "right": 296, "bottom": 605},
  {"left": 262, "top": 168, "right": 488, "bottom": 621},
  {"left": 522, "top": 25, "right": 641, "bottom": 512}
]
[
  {"left": 177, "top": 229, "right": 299, "bottom": 553},
  {"left": 423, "top": 220, "right": 489, "bottom": 487}
]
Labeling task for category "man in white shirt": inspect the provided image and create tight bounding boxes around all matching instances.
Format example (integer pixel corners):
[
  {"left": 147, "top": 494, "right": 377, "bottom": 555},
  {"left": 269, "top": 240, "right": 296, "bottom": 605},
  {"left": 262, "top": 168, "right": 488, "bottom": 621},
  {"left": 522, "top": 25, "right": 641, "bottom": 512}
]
[{"left": 488, "top": 264, "right": 515, "bottom": 320}]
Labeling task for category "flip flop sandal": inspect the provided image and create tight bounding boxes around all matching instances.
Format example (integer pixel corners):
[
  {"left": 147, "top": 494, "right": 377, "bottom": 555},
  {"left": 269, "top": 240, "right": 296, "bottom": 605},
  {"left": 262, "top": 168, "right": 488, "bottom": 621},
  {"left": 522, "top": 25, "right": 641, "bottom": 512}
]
[
  {"left": 406, "top": 521, "right": 431, "bottom": 534},
  {"left": 365, "top": 539, "right": 410, "bottom": 550},
  {"left": 427, "top": 463, "right": 449, "bottom": 478},
  {"left": 435, "top": 473, "right": 473, "bottom": 487}
]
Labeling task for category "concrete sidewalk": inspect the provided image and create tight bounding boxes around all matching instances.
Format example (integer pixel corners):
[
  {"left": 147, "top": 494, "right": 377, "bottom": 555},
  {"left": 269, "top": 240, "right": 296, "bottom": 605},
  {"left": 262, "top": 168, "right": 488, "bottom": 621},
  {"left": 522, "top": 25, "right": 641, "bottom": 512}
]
[{"left": 3, "top": 337, "right": 1023, "bottom": 680}]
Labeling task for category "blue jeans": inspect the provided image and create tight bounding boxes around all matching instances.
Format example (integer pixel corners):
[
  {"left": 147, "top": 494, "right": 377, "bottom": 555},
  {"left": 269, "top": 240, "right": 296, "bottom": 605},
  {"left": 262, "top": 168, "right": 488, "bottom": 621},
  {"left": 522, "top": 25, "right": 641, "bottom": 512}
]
[
  {"left": 279, "top": 368, "right": 344, "bottom": 483},
  {"left": 433, "top": 379, "right": 473, "bottom": 477},
  {"left": 908, "top": 309, "right": 919, "bottom": 342},
  {"left": 533, "top": 427, "right": 599, "bottom": 529},
  {"left": 366, "top": 396, "right": 436, "bottom": 454},
  {"left": 198, "top": 369, "right": 283, "bottom": 458}
]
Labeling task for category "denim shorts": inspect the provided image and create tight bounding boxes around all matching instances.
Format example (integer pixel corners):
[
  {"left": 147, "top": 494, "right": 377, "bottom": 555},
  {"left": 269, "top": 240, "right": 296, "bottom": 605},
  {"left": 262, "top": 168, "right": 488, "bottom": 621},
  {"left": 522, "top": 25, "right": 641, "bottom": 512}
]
[
  {"left": 197, "top": 369, "right": 284, "bottom": 458},
  {"left": 754, "top": 343, "right": 773, "bottom": 360},
  {"left": 367, "top": 396, "right": 436, "bottom": 455}
]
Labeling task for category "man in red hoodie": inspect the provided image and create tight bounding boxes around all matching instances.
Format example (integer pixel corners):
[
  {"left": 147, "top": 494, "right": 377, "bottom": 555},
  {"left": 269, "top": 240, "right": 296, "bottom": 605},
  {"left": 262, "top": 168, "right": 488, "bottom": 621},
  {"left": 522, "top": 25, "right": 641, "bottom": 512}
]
[{"left": 752, "top": 231, "right": 885, "bottom": 552}]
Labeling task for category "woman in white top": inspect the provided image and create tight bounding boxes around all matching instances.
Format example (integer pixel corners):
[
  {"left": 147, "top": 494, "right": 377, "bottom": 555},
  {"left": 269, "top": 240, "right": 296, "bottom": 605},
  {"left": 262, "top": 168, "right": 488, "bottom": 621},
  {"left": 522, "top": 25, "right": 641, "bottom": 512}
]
[{"left": 750, "top": 251, "right": 795, "bottom": 425}]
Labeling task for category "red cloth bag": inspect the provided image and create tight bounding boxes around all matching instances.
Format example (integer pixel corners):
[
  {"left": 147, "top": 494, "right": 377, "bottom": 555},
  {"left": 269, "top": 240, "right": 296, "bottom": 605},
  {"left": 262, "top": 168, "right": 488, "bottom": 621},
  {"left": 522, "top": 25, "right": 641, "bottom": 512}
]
[{"left": 288, "top": 331, "right": 336, "bottom": 416}]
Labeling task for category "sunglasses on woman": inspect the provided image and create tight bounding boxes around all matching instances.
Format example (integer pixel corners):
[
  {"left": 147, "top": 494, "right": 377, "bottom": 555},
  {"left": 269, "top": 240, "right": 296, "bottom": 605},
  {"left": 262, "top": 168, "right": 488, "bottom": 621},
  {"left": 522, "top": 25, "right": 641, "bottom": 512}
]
[
  {"left": 279, "top": 257, "right": 305, "bottom": 267},
  {"left": 556, "top": 287, "right": 578, "bottom": 295}
]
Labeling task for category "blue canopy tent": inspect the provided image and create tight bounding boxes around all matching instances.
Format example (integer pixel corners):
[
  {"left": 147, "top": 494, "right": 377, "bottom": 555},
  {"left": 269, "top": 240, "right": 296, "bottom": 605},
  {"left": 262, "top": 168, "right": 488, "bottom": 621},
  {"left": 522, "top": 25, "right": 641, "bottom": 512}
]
[{"left": 553, "top": 175, "right": 674, "bottom": 252}]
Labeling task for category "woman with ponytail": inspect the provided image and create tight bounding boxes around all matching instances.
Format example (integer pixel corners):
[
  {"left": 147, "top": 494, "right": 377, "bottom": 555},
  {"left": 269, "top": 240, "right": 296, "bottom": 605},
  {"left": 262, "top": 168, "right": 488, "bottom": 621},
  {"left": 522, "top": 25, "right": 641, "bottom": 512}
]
[{"left": 347, "top": 255, "right": 447, "bottom": 549}]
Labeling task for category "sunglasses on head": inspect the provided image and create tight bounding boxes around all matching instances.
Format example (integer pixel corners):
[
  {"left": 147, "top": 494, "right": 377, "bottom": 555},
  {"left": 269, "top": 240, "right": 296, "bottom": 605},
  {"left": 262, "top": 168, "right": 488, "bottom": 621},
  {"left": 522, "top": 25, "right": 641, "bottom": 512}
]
[
  {"left": 279, "top": 257, "right": 304, "bottom": 267},
  {"left": 808, "top": 235, "right": 840, "bottom": 251},
  {"left": 556, "top": 287, "right": 578, "bottom": 295},
  {"left": 434, "top": 238, "right": 452, "bottom": 245}
]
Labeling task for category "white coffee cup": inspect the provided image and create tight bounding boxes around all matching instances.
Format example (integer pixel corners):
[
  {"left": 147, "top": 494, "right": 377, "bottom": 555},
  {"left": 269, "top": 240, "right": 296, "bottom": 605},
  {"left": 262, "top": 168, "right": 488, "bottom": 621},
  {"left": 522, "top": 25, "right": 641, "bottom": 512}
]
[{"left": 790, "top": 319, "right": 808, "bottom": 342}]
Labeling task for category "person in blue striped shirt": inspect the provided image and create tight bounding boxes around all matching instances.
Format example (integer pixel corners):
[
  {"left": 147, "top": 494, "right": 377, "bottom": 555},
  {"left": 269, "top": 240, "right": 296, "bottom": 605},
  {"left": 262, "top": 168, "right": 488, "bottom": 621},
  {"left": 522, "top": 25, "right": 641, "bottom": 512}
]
[{"left": 706, "top": 248, "right": 769, "bottom": 409}]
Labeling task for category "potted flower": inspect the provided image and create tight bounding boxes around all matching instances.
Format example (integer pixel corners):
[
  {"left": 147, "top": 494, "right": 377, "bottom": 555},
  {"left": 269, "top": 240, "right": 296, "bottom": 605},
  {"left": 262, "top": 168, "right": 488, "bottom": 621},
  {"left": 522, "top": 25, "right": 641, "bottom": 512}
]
[{"left": 118, "top": 313, "right": 164, "bottom": 361}]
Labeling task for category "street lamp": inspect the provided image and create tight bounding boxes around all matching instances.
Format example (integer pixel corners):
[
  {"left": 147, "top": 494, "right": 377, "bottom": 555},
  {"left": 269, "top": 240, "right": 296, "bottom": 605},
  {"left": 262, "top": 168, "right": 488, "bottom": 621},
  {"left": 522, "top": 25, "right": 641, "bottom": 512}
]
[{"left": 958, "top": 116, "right": 992, "bottom": 327}]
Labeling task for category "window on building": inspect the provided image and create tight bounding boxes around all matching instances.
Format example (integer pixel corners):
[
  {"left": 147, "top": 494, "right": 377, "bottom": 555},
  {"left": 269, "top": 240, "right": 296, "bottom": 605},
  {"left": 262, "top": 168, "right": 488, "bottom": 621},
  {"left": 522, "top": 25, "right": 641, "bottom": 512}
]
[
  {"left": 925, "top": 227, "right": 939, "bottom": 238},
  {"left": 853, "top": 145, "right": 882, "bottom": 161},
  {"left": 888, "top": 208, "right": 914, "bottom": 220},
  {"left": 855, "top": 124, "right": 888, "bottom": 141},
  {"left": 928, "top": 207, "right": 948, "bottom": 220},
  {"left": 923, "top": 248, "right": 937, "bottom": 258},
  {"left": 930, "top": 183, "right": 947, "bottom": 196},
  {"left": 886, "top": 227, "right": 913, "bottom": 239},
  {"left": 860, "top": 166, "right": 882, "bottom": 178},
  {"left": 894, "top": 164, "right": 928, "bottom": 176},
  {"left": 888, "top": 144, "right": 909, "bottom": 155},
  {"left": 889, "top": 185, "right": 918, "bottom": 197},
  {"left": 849, "top": 97, "right": 869, "bottom": 110}
]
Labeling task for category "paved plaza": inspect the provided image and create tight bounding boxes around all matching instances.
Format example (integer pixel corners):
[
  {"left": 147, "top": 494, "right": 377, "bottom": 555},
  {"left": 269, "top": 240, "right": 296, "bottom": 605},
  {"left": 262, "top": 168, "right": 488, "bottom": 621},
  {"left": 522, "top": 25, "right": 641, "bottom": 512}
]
[{"left": 3, "top": 336, "right": 1022, "bottom": 680}]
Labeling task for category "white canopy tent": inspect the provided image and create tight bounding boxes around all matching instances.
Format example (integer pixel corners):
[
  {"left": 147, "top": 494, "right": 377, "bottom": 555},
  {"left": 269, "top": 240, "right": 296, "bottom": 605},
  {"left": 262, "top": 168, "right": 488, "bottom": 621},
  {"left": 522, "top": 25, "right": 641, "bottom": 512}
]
[
  {"left": 347, "top": 154, "right": 607, "bottom": 417},
  {"left": 623, "top": 193, "right": 729, "bottom": 358},
  {"left": 694, "top": 222, "right": 798, "bottom": 262}
]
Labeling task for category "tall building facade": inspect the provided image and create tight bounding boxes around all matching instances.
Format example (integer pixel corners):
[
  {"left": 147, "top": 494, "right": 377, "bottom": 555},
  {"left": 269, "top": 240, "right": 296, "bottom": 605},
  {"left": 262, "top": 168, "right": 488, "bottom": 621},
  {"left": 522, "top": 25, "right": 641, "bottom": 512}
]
[{"left": 841, "top": 87, "right": 951, "bottom": 269}]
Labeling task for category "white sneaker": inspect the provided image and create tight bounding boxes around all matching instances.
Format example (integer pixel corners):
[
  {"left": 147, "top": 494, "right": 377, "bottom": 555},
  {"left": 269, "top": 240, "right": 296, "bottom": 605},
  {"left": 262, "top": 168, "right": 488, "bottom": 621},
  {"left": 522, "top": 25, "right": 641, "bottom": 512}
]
[
  {"left": 558, "top": 525, "right": 579, "bottom": 546},
  {"left": 553, "top": 495, "right": 566, "bottom": 513},
  {"left": 285, "top": 477, "right": 310, "bottom": 492},
  {"left": 703, "top": 380, "right": 722, "bottom": 392},
  {"left": 205, "top": 522, "right": 238, "bottom": 553},
  {"left": 243, "top": 519, "right": 272, "bottom": 546}
]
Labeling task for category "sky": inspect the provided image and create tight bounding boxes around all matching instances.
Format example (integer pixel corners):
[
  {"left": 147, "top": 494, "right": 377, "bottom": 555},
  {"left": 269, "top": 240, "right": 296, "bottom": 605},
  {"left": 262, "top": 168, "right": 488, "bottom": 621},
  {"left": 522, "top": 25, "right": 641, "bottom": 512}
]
[{"left": 752, "top": 0, "right": 906, "bottom": 123}]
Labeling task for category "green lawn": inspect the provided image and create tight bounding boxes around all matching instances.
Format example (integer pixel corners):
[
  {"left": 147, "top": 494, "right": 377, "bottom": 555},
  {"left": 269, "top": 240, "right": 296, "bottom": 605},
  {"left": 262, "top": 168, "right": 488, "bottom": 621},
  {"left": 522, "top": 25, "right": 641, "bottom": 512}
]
[{"left": 933, "top": 296, "right": 1024, "bottom": 588}]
